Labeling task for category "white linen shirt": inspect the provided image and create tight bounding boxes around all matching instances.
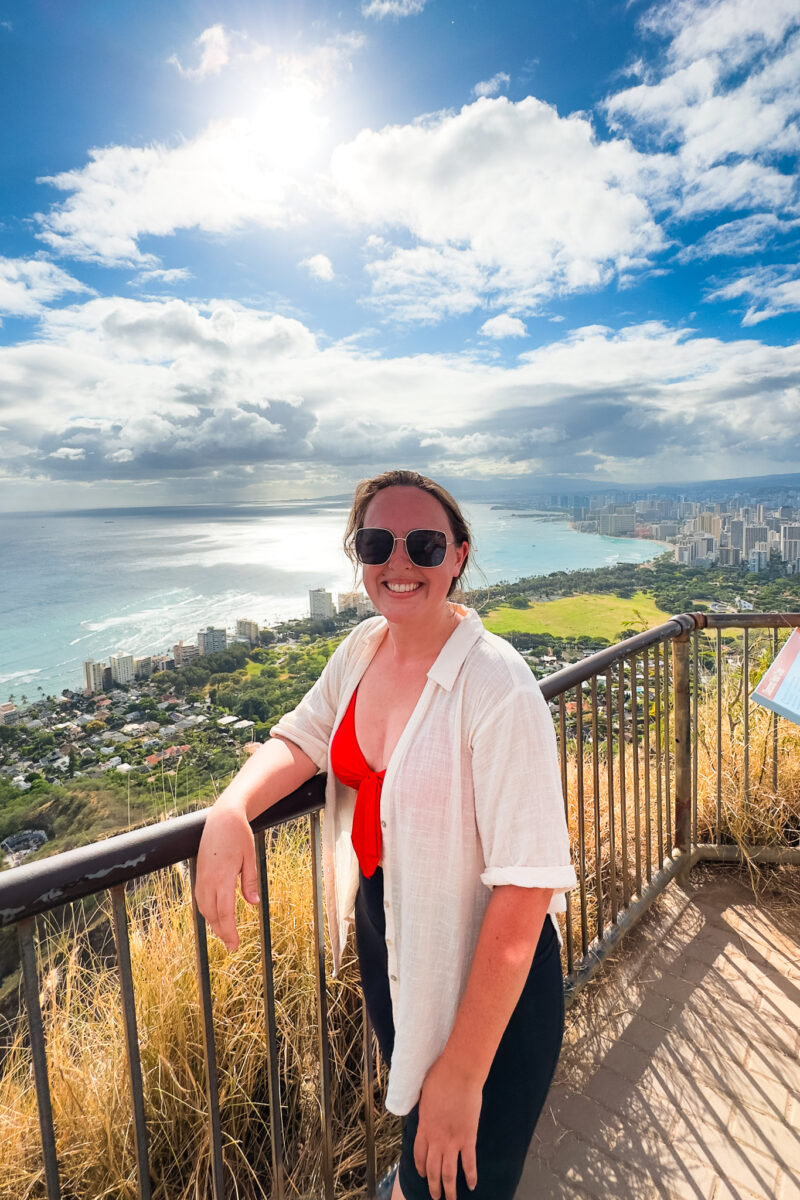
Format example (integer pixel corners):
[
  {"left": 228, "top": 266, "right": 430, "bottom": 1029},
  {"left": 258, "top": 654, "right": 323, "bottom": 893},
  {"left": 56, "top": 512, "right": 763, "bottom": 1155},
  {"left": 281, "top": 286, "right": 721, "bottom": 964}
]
[{"left": 270, "top": 606, "right": 577, "bottom": 1115}]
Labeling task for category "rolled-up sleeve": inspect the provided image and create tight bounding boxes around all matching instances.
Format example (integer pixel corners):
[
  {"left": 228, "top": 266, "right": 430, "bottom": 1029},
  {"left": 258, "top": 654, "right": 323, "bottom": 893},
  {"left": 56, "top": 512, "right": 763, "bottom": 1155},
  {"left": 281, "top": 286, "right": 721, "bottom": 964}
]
[{"left": 471, "top": 682, "right": 577, "bottom": 897}]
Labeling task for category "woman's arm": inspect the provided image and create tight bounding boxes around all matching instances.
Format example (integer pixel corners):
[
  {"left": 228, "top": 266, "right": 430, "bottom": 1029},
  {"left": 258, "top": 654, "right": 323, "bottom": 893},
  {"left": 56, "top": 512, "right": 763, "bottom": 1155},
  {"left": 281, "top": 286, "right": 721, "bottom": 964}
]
[
  {"left": 195, "top": 736, "right": 317, "bottom": 951},
  {"left": 414, "top": 884, "right": 554, "bottom": 1200}
]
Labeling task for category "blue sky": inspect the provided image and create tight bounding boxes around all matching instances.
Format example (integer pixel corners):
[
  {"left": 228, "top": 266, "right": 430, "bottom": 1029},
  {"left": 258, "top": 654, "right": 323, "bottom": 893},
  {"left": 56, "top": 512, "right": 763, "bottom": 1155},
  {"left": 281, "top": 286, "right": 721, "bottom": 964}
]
[{"left": 1, "top": 0, "right": 799, "bottom": 509}]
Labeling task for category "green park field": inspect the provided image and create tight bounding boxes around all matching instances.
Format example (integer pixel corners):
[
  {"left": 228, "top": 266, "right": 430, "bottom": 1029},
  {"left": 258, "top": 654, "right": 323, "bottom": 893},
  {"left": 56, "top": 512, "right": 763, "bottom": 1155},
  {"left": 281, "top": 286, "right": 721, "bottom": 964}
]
[{"left": 483, "top": 590, "right": 668, "bottom": 640}]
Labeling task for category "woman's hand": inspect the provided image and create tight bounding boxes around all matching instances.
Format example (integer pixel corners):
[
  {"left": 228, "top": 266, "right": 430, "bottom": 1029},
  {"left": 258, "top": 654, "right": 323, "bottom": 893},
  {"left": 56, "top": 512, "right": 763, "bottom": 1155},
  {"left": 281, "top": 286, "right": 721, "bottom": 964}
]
[
  {"left": 413, "top": 1054, "right": 482, "bottom": 1200},
  {"left": 195, "top": 799, "right": 259, "bottom": 951},
  {"left": 194, "top": 736, "right": 318, "bottom": 951}
]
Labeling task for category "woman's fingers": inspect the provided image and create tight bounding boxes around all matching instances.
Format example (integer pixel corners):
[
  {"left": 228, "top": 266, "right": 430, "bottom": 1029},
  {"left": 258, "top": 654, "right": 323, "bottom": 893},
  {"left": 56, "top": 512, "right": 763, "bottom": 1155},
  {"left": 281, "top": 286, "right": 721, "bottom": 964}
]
[
  {"left": 214, "top": 883, "right": 239, "bottom": 950},
  {"left": 415, "top": 1139, "right": 472, "bottom": 1200},
  {"left": 461, "top": 1142, "right": 478, "bottom": 1191},
  {"left": 423, "top": 1146, "right": 461, "bottom": 1200},
  {"left": 438, "top": 1149, "right": 459, "bottom": 1200},
  {"left": 413, "top": 1128, "right": 428, "bottom": 1179},
  {"left": 240, "top": 837, "right": 260, "bottom": 906},
  {"left": 195, "top": 804, "right": 259, "bottom": 950}
]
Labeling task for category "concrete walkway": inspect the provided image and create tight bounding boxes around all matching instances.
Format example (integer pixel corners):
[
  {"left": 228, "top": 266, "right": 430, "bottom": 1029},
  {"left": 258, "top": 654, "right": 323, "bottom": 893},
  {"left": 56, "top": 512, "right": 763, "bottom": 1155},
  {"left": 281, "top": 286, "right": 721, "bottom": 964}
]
[{"left": 519, "top": 865, "right": 800, "bottom": 1200}]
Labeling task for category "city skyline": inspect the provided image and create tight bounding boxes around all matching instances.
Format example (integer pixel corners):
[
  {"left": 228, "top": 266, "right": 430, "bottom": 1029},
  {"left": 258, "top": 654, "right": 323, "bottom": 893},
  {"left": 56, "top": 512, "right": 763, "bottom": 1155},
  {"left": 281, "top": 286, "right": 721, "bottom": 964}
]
[{"left": 1, "top": 0, "right": 799, "bottom": 511}]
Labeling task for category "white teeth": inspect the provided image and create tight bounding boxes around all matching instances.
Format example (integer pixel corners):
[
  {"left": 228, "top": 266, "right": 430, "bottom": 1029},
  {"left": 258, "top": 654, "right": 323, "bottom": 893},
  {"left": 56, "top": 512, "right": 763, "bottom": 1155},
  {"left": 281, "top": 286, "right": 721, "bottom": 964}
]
[{"left": 385, "top": 582, "right": 421, "bottom": 592}]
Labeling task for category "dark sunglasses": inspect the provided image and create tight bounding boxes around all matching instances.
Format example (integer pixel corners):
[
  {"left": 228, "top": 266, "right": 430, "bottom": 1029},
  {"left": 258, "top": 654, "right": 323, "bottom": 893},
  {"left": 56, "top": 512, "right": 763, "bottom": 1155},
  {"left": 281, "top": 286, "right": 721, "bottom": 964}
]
[{"left": 354, "top": 527, "right": 455, "bottom": 568}]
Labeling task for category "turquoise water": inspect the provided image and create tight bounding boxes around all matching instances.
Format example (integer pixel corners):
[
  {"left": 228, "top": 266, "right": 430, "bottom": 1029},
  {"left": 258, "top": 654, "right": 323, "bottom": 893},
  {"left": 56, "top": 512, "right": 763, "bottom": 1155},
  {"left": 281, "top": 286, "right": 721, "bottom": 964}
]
[{"left": 0, "top": 501, "right": 665, "bottom": 702}]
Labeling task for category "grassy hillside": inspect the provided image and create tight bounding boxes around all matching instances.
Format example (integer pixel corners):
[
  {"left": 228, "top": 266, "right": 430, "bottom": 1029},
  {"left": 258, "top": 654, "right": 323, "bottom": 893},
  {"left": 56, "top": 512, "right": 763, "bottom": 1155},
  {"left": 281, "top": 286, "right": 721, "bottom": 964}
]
[{"left": 483, "top": 590, "right": 667, "bottom": 639}]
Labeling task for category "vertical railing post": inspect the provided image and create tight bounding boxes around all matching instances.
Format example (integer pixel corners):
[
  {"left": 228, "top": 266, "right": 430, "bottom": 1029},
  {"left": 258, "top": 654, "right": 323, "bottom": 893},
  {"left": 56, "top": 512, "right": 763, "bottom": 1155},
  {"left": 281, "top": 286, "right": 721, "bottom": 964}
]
[
  {"left": 309, "top": 811, "right": 335, "bottom": 1200},
  {"left": 18, "top": 918, "right": 61, "bottom": 1200},
  {"left": 672, "top": 633, "right": 692, "bottom": 860}
]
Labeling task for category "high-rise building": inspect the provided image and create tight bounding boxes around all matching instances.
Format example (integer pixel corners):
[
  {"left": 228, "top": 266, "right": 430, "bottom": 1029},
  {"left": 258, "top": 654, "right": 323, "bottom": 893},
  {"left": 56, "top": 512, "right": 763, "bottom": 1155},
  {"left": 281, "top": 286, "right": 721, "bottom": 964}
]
[
  {"left": 730, "top": 519, "right": 745, "bottom": 550},
  {"left": 134, "top": 656, "right": 153, "bottom": 679},
  {"left": 697, "top": 513, "right": 723, "bottom": 539},
  {"left": 109, "top": 653, "right": 135, "bottom": 685},
  {"left": 309, "top": 588, "right": 335, "bottom": 620},
  {"left": 717, "top": 547, "right": 741, "bottom": 567},
  {"left": 780, "top": 525, "right": 800, "bottom": 563},
  {"left": 743, "top": 525, "right": 769, "bottom": 555},
  {"left": 748, "top": 549, "right": 769, "bottom": 573},
  {"left": 174, "top": 641, "right": 201, "bottom": 667},
  {"left": 83, "top": 660, "right": 106, "bottom": 694},
  {"left": 236, "top": 618, "right": 260, "bottom": 645},
  {"left": 198, "top": 627, "right": 227, "bottom": 655}
]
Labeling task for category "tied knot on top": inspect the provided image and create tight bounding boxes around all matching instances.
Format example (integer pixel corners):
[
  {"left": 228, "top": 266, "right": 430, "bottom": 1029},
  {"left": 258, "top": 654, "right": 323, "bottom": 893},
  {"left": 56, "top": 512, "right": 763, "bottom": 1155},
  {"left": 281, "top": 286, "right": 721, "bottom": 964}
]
[{"left": 330, "top": 687, "right": 386, "bottom": 877}]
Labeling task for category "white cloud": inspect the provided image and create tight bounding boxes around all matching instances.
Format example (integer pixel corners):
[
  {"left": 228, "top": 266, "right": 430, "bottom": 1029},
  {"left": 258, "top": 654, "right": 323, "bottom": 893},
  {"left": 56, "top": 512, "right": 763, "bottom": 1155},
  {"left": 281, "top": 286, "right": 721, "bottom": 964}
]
[
  {"left": 35, "top": 34, "right": 364, "bottom": 266},
  {"left": 605, "top": 2, "right": 800, "bottom": 221},
  {"left": 0, "top": 257, "right": 90, "bottom": 316},
  {"left": 479, "top": 314, "right": 527, "bottom": 339},
  {"left": 362, "top": 0, "right": 427, "bottom": 19},
  {"left": 130, "top": 267, "right": 193, "bottom": 286},
  {"left": 2, "top": 297, "right": 800, "bottom": 486},
  {"left": 301, "top": 254, "right": 335, "bottom": 281},
  {"left": 677, "top": 214, "right": 799, "bottom": 261},
  {"left": 36, "top": 118, "right": 310, "bottom": 265},
  {"left": 643, "top": 0, "right": 800, "bottom": 70},
  {"left": 332, "top": 96, "right": 665, "bottom": 321},
  {"left": 278, "top": 33, "right": 366, "bottom": 87},
  {"left": 473, "top": 72, "right": 510, "bottom": 99},
  {"left": 366, "top": 244, "right": 487, "bottom": 323},
  {"left": 169, "top": 25, "right": 231, "bottom": 79},
  {"left": 707, "top": 265, "right": 800, "bottom": 324}
]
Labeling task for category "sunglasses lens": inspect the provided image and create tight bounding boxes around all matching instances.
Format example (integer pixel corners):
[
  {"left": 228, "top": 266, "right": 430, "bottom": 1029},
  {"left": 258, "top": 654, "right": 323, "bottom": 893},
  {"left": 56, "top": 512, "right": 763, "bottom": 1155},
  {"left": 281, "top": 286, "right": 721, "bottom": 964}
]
[
  {"left": 407, "top": 529, "right": 447, "bottom": 567},
  {"left": 355, "top": 527, "right": 394, "bottom": 565}
]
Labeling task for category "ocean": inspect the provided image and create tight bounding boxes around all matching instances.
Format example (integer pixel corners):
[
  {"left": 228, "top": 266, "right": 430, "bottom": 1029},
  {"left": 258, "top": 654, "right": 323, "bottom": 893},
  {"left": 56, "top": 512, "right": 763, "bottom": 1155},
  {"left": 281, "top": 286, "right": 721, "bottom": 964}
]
[{"left": 0, "top": 501, "right": 666, "bottom": 703}]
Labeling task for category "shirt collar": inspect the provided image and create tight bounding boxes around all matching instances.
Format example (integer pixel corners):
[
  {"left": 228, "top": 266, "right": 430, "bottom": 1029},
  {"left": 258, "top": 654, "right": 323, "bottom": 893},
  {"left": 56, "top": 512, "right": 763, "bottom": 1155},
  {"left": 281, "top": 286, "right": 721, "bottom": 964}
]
[{"left": 427, "top": 606, "right": 484, "bottom": 692}]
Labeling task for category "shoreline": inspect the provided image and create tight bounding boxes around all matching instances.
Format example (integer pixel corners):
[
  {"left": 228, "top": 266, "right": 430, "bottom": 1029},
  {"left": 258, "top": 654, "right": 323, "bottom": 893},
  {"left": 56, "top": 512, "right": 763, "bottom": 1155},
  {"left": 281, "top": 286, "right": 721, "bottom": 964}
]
[{"left": 1, "top": 518, "right": 671, "bottom": 706}]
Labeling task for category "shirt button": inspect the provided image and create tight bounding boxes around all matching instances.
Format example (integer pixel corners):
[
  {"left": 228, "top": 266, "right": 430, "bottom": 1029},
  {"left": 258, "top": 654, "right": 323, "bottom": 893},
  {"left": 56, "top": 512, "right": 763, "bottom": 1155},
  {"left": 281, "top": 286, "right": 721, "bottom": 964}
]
[
  {"left": 381, "top": 820, "right": 387, "bottom": 828},
  {"left": 390, "top": 974, "right": 398, "bottom": 982}
]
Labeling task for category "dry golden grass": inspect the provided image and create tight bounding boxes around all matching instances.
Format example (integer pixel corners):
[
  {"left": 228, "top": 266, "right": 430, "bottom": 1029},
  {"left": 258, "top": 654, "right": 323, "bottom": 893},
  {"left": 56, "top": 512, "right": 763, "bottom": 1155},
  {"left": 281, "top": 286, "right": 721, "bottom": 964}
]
[
  {"left": 0, "top": 821, "right": 399, "bottom": 1200},
  {"left": 555, "top": 648, "right": 800, "bottom": 960}
]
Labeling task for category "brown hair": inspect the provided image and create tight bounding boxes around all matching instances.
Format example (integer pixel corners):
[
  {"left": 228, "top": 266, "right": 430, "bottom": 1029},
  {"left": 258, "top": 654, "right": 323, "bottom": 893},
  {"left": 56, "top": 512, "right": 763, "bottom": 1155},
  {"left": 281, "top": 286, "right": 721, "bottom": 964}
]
[{"left": 343, "top": 469, "right": 472, "bottom": 597}]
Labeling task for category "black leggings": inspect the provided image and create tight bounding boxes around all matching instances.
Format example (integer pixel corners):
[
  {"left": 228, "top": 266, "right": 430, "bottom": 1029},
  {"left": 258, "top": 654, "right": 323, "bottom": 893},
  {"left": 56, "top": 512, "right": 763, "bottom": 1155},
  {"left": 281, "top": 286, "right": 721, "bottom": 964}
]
[{"left": 354, "top": 867, "right": 564, "bottom": 1200}]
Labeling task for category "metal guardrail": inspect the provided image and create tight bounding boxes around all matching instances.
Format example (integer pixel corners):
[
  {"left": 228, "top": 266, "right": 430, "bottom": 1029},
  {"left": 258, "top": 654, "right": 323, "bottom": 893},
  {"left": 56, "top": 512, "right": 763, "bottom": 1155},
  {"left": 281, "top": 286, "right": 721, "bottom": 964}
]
[{"left": 2, "top": 613, "right": 800, "bottom": 1199}]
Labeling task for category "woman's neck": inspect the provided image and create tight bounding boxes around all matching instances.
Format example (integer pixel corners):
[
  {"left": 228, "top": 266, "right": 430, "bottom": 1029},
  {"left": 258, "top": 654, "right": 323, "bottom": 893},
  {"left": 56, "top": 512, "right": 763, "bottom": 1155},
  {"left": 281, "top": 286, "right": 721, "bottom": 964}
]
[{"left": 383, "top": 602, "right": 462, "bottom": 668}]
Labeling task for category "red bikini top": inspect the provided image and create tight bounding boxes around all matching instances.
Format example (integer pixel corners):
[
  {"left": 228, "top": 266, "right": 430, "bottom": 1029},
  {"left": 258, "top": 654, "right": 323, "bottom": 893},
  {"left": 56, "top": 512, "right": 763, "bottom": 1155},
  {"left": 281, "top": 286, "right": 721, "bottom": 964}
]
[{"left": 330, "top": 687, "right": 385, "bottom": 878}]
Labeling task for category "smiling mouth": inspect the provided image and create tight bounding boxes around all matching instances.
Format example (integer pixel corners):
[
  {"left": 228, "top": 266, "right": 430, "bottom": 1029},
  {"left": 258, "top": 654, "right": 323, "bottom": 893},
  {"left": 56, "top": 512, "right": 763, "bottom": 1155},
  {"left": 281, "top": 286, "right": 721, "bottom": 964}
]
[{"left": 383, "top": 581, "right": 423, "bottom": 593}]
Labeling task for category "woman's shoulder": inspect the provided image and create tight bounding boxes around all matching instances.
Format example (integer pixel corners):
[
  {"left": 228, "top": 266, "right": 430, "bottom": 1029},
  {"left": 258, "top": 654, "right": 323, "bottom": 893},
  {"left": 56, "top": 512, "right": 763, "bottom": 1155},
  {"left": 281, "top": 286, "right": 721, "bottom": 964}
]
[
  {"left": 456, "top": 618, "right": 540, "bottom": 713},
  {"left": 330, "top": 614, "right": 386, "bottom": 663}
]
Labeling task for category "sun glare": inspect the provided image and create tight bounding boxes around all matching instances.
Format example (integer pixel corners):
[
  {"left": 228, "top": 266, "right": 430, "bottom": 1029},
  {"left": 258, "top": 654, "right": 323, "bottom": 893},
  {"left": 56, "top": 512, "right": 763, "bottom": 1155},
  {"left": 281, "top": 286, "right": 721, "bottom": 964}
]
[{"left": 245, "top": 83, "right": 329, "bottom": 171}]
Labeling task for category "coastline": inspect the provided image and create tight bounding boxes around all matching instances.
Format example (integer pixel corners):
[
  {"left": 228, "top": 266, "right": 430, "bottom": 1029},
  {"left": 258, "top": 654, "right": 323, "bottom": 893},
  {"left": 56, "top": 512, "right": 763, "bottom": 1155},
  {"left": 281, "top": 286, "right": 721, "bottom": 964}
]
[{"left": 0, "top": 509, "right": 669, "bottom": 705}]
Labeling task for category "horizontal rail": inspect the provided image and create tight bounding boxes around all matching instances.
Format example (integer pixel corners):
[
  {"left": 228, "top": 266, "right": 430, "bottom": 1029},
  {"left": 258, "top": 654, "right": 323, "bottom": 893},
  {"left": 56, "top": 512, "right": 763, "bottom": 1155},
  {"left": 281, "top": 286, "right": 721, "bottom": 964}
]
[
  {"left": 0, "top": 775, "right": 326, "bottom": 928},
  {"left": 696, "top": 612, "right": 800, "bottom": 630},
  {"left": 539, "top": 611, "right": 800, "bottom": 701},
  {"left": 696, "top": 844, "right": 800, "bottom": 864},
  {"left": 540, "top": 616, "right": 695, "bottom": 700}
]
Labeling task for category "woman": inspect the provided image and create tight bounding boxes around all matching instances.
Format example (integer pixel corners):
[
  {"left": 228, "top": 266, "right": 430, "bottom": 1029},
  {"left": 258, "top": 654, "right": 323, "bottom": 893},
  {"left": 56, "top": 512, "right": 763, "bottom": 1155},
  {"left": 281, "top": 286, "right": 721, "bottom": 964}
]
[{"left": 196, "top": 469, "right": 576, "bottom": 1200}]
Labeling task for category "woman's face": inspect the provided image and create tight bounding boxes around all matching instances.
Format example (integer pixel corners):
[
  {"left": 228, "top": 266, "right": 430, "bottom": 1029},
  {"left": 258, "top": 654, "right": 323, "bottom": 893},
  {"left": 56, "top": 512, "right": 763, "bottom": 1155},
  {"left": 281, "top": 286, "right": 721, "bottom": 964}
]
[{"left": 359, "top": 485, "right": 469, "bottom": 624}]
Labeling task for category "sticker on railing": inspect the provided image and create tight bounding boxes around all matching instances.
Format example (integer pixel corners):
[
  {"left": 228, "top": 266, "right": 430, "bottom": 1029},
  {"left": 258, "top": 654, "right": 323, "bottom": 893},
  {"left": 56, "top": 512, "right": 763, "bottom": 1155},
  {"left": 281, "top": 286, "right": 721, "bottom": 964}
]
[{"left": 752, "top": 629, "right": 800, "bottom": 724}]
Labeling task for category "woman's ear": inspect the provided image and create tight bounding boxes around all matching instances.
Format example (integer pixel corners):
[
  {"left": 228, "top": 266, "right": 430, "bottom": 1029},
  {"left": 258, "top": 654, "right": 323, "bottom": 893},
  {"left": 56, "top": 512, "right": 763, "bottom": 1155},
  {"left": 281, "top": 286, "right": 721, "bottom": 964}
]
[{"left": 456, "top": 540, "right": 469, "bottom": 573}]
